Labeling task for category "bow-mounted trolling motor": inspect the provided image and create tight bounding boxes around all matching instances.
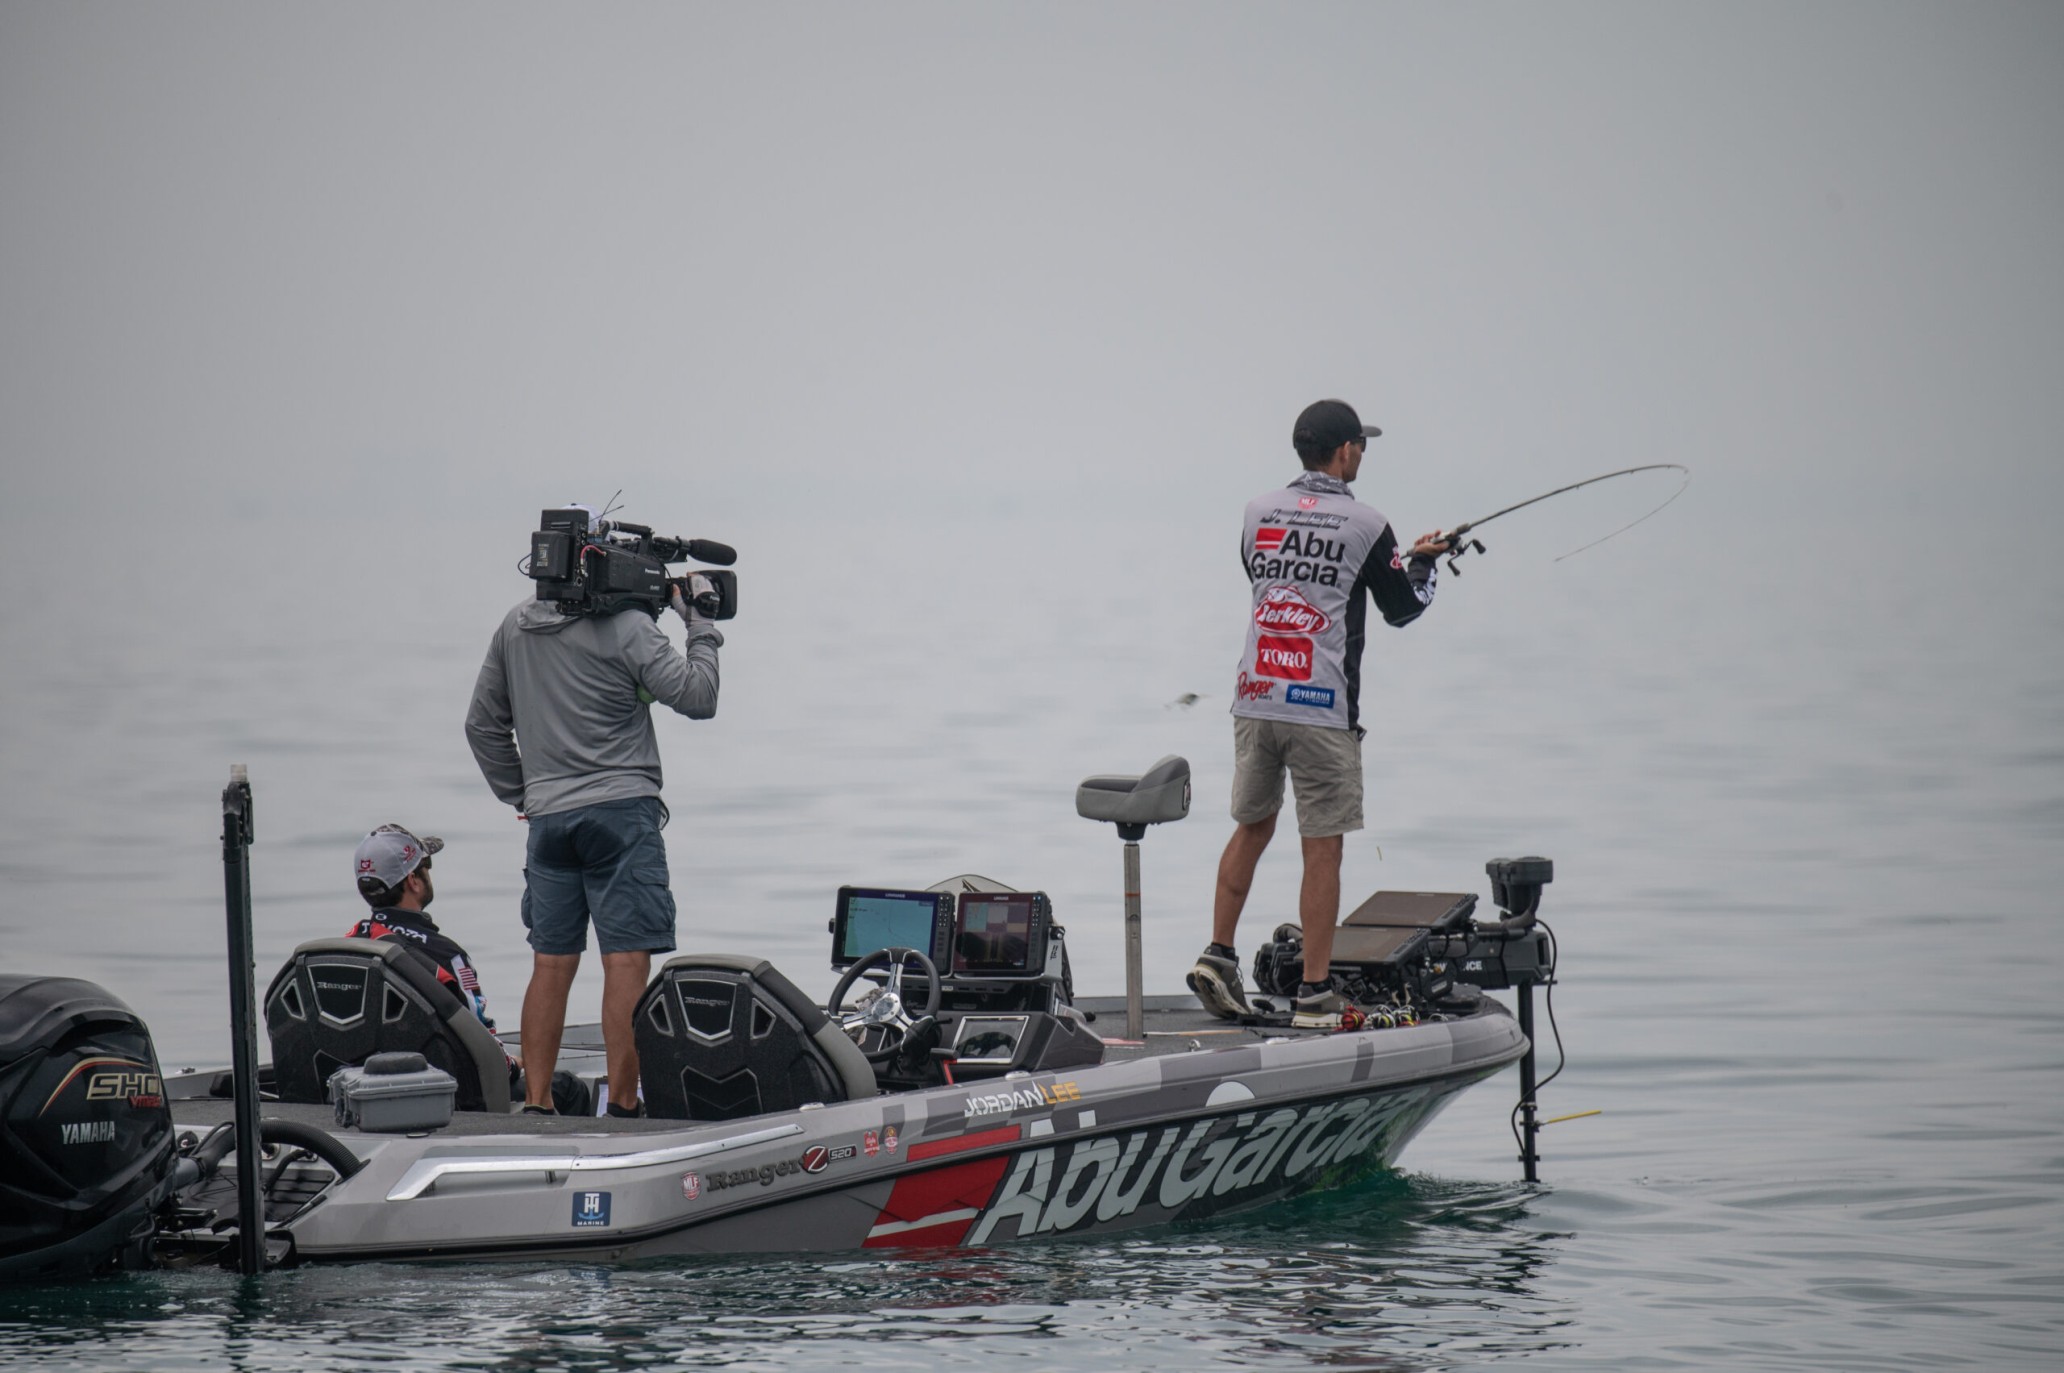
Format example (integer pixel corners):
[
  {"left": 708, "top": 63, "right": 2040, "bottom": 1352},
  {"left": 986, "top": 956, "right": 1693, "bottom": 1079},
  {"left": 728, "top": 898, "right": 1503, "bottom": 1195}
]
[
  {"left": 1251, "top": 855, "right": 1562, "bottom": 1180},
  {"left": 1454, "top": 858, "right": 1558, "bottom": 1183}
]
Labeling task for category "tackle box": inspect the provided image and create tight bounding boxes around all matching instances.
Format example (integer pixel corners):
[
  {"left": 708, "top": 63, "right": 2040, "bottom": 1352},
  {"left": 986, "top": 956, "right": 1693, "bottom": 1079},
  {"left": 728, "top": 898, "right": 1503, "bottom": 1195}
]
[{"left": 328, "top": 1052, "right": 457, "bottom": 1132}]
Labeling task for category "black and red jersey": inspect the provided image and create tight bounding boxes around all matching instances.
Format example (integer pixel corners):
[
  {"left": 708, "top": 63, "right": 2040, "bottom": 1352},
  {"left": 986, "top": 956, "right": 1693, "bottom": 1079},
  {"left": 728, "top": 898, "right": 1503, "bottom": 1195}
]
[{"left": 345, "top": 908, "right": 498, "bottom": 1033}]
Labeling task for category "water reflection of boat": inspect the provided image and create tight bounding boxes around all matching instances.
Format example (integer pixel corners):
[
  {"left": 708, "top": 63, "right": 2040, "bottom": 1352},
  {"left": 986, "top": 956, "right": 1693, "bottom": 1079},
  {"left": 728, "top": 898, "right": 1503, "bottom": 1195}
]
[{"left": 1, "top": 757, "right": 1557, "bottom": 1277}]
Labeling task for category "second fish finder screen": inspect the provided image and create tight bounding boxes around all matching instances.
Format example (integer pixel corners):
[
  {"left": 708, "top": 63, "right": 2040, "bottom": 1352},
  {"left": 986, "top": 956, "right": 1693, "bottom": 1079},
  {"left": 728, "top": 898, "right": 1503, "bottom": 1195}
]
[{"left": 953, "top": 894, "right": 1038, "bottom": 976}]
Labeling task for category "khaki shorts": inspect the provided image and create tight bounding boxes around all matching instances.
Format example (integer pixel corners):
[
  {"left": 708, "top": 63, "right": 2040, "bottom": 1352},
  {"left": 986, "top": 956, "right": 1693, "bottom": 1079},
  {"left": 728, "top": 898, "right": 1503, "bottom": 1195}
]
[{"left": 1230, "top": 716, "right": 1364, "bottom": 837}]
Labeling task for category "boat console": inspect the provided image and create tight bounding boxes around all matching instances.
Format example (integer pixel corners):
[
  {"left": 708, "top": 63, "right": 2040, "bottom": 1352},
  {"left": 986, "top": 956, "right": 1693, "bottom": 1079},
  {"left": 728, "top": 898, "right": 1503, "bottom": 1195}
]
[{"left": 823, "top": 878, "right": 1102, "bottom": 1088}]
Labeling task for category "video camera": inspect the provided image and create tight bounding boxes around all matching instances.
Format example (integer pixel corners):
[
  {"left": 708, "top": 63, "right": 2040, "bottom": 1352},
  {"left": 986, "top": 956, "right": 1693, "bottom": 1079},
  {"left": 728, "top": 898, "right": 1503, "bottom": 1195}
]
[{"left": 524, "top": 506, "right": 739, "bottom": 621}]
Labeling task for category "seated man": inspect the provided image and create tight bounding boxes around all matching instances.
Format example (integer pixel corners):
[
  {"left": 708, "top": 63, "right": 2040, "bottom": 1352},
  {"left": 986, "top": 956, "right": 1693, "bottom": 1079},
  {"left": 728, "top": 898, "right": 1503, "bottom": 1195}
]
[
  {"left": 348, "top": 824, "right": 590, "bottom": 1115},
  {"left": 348, "top": 824, "right": 498, "bottom": 1033}
]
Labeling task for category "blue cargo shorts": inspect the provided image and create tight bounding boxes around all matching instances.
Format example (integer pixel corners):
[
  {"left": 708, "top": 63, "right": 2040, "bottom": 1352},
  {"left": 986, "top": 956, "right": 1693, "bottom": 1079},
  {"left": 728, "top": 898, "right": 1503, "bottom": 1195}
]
[{"left": 521, "top": 797, "right": 678, "bottom": 956}]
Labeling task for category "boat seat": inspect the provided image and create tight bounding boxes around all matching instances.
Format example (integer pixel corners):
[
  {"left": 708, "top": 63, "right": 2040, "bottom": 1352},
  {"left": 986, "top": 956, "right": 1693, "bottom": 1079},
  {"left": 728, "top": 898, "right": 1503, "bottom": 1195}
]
[
  {"left": 634, "top": 955, "right": 877, "bottom": 1121},
  {"left": 1075, "top": 754, "right": 1192, "bottom": 827},
  {"left": 263, "top": 938, "right": 511, "bottom": 1114}
]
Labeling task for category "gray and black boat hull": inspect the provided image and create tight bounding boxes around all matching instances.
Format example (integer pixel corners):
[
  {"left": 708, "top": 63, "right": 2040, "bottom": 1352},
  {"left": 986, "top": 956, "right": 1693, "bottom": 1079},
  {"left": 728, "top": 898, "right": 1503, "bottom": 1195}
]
[{"left": 168, "top": 997, "right": 1525, "bottom": 1261}]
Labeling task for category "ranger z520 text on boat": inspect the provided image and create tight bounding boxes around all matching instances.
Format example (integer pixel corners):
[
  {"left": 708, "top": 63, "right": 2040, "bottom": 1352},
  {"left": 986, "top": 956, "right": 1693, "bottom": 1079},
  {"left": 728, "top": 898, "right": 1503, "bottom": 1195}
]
[{"left": 0, "top": 757, "right": 1559, "bottom": 1279}]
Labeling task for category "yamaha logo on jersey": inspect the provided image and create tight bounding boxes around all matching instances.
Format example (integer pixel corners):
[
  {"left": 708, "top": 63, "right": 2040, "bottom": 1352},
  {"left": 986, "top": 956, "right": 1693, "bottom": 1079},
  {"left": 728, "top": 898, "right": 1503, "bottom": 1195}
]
[
  {"left": 1253, "top": 586, "right": 1333, "bottom": 635},
  {"left": 1249, "top": 529, "right": 1350, "bottom": 587},
  {"left": 1253, "top": 635, "right": 1314, "bottom": 682}
]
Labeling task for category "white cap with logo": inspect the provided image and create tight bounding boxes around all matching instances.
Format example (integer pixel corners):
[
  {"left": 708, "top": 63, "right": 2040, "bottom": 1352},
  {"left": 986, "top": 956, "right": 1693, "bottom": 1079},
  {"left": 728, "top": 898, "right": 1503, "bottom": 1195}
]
[{"left": 353, "top": 824, "right": 444, "bottom": 888}]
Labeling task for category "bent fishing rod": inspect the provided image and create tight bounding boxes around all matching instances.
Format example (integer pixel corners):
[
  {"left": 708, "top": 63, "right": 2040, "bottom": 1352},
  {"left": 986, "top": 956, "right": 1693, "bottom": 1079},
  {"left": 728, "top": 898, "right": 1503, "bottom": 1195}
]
[{"left": 1429, "top": 463, "right": 1691, "bottom": 574}]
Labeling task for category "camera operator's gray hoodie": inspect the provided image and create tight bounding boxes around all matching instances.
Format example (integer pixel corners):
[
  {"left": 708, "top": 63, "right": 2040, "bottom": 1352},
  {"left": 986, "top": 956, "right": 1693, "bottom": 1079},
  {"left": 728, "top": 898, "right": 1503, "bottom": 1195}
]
[{"left": 464, "top": 600, "right": 722, "bottom": 818}]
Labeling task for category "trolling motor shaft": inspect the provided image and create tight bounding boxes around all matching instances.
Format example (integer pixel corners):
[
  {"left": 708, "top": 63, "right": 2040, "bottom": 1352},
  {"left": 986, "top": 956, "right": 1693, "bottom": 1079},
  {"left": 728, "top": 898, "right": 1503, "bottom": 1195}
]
[{"left": 1458, "top": 857, "right": 1555, "bottom": 1182}]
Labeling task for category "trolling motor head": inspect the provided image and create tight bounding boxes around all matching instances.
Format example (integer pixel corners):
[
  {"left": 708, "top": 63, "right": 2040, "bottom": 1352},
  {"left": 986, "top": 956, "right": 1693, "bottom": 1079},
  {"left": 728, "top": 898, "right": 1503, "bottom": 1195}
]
[{"left": 1483, "top": 856, "right": 1553, "bottom": 932}]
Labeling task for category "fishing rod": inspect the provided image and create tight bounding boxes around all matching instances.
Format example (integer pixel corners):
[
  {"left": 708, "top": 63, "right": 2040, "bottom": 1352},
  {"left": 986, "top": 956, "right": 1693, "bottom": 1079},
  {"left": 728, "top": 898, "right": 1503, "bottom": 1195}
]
[{"left": 1431, "top": 463, "right": 1691, "bottom": 574}]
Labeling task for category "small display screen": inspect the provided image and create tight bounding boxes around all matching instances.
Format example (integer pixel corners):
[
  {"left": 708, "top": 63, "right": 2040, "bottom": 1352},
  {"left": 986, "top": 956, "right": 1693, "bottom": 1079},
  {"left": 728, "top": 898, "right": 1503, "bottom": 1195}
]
[
  {"left": 952, "top": 893, "right": 1042, "bottom": 976},
  {"left": 953, "top": 1015, "right": 1029, "bottom": 1065},
  {"left": 837, "top": 890, "right": 943, "bottom": 966}
]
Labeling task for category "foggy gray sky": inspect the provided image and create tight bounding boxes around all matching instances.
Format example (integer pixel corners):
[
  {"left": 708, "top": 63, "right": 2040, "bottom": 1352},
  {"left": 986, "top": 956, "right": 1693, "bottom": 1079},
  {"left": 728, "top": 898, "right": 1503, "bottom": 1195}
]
[
  {"left": 4, "top": 2, "right": 2059, "bottom": 533},
  {"left": 2, "top": 3, "right": 2060, "bottom": 1033}
]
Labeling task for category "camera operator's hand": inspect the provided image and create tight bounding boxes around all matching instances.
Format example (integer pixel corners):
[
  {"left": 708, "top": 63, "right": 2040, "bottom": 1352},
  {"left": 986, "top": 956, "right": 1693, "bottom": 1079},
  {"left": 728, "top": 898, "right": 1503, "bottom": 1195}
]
[{"left": 670, "top": 574, "right": 718, "bottom": 625}]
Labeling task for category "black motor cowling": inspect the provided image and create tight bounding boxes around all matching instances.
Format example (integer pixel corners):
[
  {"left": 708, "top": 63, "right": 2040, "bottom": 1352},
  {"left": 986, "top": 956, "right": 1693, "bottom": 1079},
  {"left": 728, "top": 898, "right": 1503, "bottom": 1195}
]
[{"left": 0, "top": 976, "right": 177, "bottom": 1283}]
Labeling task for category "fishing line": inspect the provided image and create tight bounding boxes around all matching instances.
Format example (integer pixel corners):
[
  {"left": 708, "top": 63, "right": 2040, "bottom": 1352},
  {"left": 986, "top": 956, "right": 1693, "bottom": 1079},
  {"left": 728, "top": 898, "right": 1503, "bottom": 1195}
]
[{"left": 1439, "top": 463, "right": 1690, "bottom": 573}]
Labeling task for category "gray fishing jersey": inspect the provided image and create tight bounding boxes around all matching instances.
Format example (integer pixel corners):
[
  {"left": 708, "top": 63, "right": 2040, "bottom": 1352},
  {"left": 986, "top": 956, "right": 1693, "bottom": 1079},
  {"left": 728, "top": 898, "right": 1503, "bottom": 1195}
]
[{"left": 1230, "top": 471, "right": 1437, "bottom": 732}]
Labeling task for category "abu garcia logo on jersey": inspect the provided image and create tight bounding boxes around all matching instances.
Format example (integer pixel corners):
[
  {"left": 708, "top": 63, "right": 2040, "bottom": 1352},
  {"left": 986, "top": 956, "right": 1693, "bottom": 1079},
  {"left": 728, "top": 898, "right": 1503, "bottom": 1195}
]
[{"left": 1249, "top": 527, "right": 1349, "bottom": 586}]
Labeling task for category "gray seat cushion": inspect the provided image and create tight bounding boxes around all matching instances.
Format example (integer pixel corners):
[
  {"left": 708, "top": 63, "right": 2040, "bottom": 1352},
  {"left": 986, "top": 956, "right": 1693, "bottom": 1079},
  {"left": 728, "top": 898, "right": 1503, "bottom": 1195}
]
[{"left": 1075, "top": 754, "right": 1192, "bottom": 826}]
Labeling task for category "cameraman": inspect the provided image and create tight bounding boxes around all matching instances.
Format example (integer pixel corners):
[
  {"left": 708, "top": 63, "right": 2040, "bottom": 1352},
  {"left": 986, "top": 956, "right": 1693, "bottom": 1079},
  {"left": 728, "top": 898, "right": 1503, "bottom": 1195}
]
[{"left": 464, "top": 575, "right": 722, "bottom": 1118}]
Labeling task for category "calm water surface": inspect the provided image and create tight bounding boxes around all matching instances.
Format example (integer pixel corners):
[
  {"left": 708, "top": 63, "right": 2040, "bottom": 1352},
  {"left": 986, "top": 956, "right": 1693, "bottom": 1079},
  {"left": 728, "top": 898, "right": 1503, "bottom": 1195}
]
[{"left": 2, "top": 493, "right": 2059, "bottom": 1370}]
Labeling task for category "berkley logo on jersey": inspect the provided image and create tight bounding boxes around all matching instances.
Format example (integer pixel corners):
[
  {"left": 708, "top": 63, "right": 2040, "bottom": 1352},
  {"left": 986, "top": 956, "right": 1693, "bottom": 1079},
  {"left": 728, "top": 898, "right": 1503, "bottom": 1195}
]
[
  {"left": 1254, "top": 586, "right": 1332, "bottom": 635},
  {"left": 1253, "top": 635, "right": 1313, "bottom": 682}
]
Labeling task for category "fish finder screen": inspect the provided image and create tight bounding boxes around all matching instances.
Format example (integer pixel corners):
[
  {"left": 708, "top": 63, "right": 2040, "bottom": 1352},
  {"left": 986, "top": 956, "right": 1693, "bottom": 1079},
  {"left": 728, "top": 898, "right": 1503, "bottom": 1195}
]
[
  {"left": 840, "top": 892, "right": 940, "bottom": 964},
  {"left": 953, "top": 893, "right": 1042, "bottom": 976}
]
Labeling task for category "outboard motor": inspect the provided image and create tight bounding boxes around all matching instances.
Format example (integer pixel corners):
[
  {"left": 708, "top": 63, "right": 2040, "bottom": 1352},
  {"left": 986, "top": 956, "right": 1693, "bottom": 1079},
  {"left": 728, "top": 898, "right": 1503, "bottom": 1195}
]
[{"left": 0, "top": 976, "right": 177, "bottom": 1283}]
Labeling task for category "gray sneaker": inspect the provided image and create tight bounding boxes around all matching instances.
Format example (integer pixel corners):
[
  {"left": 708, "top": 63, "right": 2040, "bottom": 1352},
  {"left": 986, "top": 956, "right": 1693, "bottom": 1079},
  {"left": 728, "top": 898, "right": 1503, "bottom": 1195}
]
[
  {"left": 1186, "top": 949, "right": 1251, "bottom": 1020},
  {"left": 1290, "top": 981, "right": 1347, "bottom": 1030}
]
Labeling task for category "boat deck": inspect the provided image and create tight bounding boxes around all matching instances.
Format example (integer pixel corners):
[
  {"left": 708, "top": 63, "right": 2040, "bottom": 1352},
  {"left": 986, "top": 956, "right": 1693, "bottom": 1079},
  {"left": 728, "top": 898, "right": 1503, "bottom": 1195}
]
[
  {"left": 167, "top": 994, "right": 1380, "bottom": 1139},
  {"left": 1077, "top": 993, "right": 1315, "bottom": 1064}
]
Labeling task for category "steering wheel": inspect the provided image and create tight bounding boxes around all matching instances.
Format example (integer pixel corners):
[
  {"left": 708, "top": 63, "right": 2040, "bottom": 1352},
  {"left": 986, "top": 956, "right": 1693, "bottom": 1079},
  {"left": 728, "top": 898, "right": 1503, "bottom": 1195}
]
[{"left": 827, "top": 947, "right": 942, "bottom": 1064}]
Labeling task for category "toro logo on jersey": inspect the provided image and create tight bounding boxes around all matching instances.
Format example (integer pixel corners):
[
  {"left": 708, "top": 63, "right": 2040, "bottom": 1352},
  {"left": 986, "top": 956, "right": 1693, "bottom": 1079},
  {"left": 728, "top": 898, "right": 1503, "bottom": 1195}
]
[
  {"left": 1253, "top": 635, "right": 1313, "bottom": 682},
  {"left": 1253, "top": 586, "right": 1331, "bottom": 635}
]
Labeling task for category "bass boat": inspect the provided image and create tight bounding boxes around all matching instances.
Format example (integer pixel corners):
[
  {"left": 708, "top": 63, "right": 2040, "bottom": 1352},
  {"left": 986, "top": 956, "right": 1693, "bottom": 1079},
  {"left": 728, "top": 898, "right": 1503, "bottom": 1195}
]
[{"left": 0, "top": 757, "right": 1558, "bottom": 1278}]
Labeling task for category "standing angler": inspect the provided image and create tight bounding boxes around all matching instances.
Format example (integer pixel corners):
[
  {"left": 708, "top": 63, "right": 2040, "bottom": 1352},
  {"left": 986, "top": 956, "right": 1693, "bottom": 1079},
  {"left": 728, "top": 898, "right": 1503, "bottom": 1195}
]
[
  {"left": 465, "top": 556, "right": 723, "bottom": 1116},
  {"left": 1189, "top": 399, "right": 1449, "bottom": 1029}
]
